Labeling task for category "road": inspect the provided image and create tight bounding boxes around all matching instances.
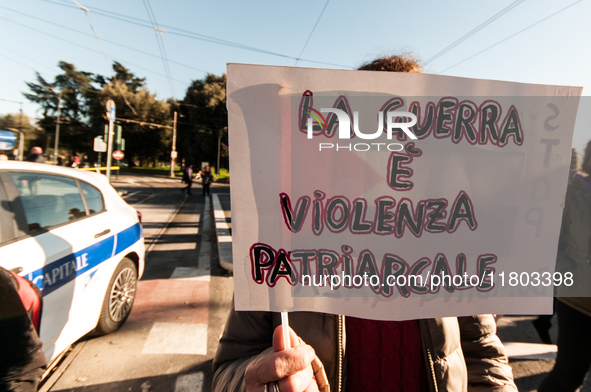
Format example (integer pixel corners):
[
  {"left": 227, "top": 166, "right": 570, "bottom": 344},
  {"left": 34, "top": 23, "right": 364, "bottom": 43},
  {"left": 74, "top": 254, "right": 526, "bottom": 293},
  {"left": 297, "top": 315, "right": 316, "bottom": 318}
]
[{"left": 41, "top": 174, "right": 233, "bottom": 392}]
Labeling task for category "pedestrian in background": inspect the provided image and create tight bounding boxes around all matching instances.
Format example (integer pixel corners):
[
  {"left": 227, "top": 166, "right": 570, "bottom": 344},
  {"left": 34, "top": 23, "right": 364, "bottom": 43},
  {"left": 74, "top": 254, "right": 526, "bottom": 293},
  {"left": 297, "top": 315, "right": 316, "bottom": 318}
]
[
  {"left": 201, "top": 166, "right": 213, "bottom": 196},
  {"left": 538, "top": 140, "right": 591, "bottom": 392},
  {"left": 531, "top": 148, "right": 581, "bottom": 344},
  {"left": 24, "top": 147, "right": 44, "bottom": 163},
  {"left": 182, "top": 164, "right": 194, "bottom": 195}
]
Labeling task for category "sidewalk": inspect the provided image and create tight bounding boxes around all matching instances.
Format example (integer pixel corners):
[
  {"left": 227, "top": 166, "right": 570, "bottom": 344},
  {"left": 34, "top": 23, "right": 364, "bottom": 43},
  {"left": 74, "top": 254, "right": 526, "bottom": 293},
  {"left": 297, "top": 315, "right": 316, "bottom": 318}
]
[{"left": 212, "top": 193, "right": 232, "bottom": 272}]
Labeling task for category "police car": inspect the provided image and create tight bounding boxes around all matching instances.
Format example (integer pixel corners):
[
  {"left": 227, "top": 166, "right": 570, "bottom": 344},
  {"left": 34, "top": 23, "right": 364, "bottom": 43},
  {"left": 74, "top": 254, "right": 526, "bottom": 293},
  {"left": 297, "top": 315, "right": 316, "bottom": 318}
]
[{"left": 0, "top": 161, "right": 145, "bottom": 363}]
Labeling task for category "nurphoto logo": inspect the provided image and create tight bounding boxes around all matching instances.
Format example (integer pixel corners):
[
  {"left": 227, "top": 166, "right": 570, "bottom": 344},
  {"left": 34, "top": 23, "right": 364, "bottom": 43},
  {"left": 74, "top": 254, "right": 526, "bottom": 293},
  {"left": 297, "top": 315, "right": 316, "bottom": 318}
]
[
  {"left": 304, "top": 106, "right": 418, "bottom": 141},
  {"left": 300, "top": 93, "right": 418, "bottom": 152}
]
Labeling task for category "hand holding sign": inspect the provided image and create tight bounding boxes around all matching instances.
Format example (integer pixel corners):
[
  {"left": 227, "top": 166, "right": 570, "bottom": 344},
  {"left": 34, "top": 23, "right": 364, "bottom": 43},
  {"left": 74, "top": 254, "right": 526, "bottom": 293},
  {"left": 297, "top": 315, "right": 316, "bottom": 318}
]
[{"left": 244, "top": 326, "right": 318, "bottom": 392}]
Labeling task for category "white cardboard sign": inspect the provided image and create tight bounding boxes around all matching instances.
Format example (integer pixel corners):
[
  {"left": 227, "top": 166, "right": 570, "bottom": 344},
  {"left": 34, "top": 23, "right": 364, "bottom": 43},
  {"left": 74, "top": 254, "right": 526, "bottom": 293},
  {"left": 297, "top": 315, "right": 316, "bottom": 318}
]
[{"left": 227, "top": 63, "right": 582, "bottom": 320}]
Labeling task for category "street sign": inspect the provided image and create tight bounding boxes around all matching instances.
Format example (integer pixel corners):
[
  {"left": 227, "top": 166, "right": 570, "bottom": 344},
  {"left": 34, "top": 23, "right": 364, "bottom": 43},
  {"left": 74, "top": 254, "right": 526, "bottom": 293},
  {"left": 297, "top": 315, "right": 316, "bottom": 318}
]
[
  {"left": 93, "top": 137, "right": 107, "bottom": 152},
  {"left": 112, "top": 150, "right": 124, "bottom": 160},
  {"left": 0, "top": 130, "right": 17, "bottom": 150},
  {"left": 106, "top": 100, "right": 116, "bottom": 122},
  {"left": 171, "top": 151, "right": 177, "bottom": 158}
]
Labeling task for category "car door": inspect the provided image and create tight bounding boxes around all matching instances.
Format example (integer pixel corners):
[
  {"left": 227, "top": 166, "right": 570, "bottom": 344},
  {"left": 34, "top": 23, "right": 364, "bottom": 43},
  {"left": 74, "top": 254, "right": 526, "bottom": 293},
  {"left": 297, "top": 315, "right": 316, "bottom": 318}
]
[{"left": 0, "top": 170, "right": 115, "bottom": 360}]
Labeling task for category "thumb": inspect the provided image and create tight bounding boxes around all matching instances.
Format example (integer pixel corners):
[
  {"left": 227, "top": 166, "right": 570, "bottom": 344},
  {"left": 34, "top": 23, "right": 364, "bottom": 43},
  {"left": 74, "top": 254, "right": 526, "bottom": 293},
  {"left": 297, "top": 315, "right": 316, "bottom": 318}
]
[{"left": 273, "top": 325, "right": 302, "bottom": 351}]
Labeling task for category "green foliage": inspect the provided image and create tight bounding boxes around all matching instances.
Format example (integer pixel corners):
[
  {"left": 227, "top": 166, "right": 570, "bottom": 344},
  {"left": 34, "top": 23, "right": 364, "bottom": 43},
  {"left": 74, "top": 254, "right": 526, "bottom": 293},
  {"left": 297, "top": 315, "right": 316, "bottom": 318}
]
[
  {"left": 24, "top": 61, "right": 172, "bottom": 166},
  {"left": 22, "top": 61, "right": 228, "bottom": 170},
  {"left": 213, "top": 168, "right": 230, "bottom": 182},
  {"left": 89, "top": 79, "right": 171, "bottom": 166},
  {"left": 177, "top": 74, "right": 228, "bottom": 169},
  {"left": 120, "top": 166, "right": 183, "bottom": 176},
  {"left": 23, "top": 61, "right": 98, "bottom": 156}
]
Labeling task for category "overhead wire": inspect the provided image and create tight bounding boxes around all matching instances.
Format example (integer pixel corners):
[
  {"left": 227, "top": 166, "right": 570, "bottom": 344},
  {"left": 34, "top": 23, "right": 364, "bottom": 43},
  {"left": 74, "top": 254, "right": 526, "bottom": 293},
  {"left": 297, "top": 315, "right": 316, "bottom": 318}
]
[
  {"left": 141, "top": 0, "right": 175, "bottom": 98},
  {"left": 425, "top": 0, "right": 525, "bottom": 65},
  {"left": 0, "top": 52, "right": 51, "bottom": 77},
  {"left": 0, "top": 6, "right": 208, "bottom": 74},
  {"left": 295, "top": 0, "right": 330, "bottom": 66},
  {"left": 0, "top": 44, "right": 56, "bottom": 73},
  {"left": 37, "top": 0, "right": 353, "bottom": 68},
  {"left": 71, "top": 0, "right": 141, "bottom": 114},
  {"left": 0, "top": 16, "right": 190, "bottom": 87},
  {"left": 441, "top": 0, "right": 585, "bottom": 73}
]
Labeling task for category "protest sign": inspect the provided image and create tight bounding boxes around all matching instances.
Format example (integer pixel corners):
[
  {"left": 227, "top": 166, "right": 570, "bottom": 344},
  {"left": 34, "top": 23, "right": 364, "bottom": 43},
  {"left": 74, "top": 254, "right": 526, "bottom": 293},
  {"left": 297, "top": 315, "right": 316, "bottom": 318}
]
[{"left": 227, "top": 63, "right": 582, "bottom": 320}]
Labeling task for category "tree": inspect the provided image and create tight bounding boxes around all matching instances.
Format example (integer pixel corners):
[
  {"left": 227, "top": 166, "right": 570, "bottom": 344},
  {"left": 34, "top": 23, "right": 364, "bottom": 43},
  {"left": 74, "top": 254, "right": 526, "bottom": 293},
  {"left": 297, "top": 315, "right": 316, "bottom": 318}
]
[
  {"left": 178, "top": 73, "right": 228, "bottom": 171},
  {"left": 23, "top": 61, "right": 173, "bottom": 166},
  {"left": 90, "top": 78, "right": 171, "bottom": 166},
  {"left": 110, "top": 61, "right": 146, "bottom": 93},
  {"left": 23, "top": 61, "right": 97, "bottom": 158}
]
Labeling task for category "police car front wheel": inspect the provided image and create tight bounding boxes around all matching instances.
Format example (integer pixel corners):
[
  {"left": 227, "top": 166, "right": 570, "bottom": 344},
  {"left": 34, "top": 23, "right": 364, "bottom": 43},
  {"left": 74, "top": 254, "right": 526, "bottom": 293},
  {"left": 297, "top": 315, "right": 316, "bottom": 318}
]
[{"left": 93, "top": 258, "right": 137, "bottom": 335}]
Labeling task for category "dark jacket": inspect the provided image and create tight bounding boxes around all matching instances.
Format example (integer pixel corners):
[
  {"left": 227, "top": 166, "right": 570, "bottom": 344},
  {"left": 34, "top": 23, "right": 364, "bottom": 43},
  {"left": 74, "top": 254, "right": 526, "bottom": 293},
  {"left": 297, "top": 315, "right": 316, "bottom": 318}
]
[
  {"left": 555, "top": 174, "right": 591, "bottom": 317},
  {"left": 24, "top": 154, "right": 44, "bottom": 163},
  {"left": 182, "top": 167, "right": 193, "bottom": 184},
  {"left": 202, "top": 170, "right": 213, "bottom": 185},
  {"left": 213, "top": 309, "right": 517, "bottom": 392},
  {"left": 0, "top": 267, "right": 47, "bottom": 392}
]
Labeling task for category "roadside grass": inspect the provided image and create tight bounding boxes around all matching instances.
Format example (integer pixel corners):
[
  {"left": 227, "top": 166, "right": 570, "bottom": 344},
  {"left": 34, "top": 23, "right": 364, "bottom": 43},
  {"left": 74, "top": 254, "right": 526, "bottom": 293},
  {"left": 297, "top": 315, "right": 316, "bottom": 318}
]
[
  {"left": 120, "top": 166, "right": 230, "bottom": 182},
  {"left": 213, "top": 168, "right": 230, "bottom": 183},
  {"left": 120, "top": 167, "right": 183, "bottom": 177}
]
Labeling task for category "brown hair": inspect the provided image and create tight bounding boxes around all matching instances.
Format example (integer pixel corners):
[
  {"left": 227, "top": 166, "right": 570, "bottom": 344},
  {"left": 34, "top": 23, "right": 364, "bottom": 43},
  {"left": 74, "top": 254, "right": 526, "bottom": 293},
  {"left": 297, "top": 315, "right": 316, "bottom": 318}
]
[
  {"left": 357, "top": 54, "right": 422, "bottom": 73},
  {"left": 581, "top": 139, "right": 591, "bottom": 175}
]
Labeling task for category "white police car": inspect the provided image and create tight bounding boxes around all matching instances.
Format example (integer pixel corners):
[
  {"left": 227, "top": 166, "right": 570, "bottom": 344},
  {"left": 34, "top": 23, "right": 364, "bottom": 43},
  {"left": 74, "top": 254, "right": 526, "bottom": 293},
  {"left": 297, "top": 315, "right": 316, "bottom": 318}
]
[{"left": 0, "top": 161, "right": 145, "bottom": 363}]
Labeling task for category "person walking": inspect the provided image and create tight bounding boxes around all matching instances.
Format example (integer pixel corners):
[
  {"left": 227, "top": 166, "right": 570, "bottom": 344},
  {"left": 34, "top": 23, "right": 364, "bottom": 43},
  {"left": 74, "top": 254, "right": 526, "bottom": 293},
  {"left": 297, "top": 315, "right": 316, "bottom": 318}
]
[
  {"left": 24, "top": 147, "right": 44, "bottom": 163},
  {"left": 201, "top": 166, "right": 213, "bottom": 196},
  {"left": 182, "top": 165, "right": 194, "bottom": 195}
]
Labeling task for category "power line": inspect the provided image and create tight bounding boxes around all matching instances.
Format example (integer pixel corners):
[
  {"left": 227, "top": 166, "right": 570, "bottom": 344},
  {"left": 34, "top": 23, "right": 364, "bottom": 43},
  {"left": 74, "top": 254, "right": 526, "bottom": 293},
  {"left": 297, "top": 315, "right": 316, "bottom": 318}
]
[
  {"left": 72, "top": 0, "right": 140, "bottom": 115},
  {"left": 73, "top": 1, "right": 110, "bottom": 66},
  {"left": 0, "top": 6, "right": 208, "bottom": 74},
  {"left": 441, "top": 0, "right": 585, "bottom": 73},
  {"left": 0, "top": 44, "right": 56, "bottom": 73},
  {"left": 37, "top": 0, "right": 353, "bottom": 69},
  {"left": 0, "top": 52, "right": 51, "bottom": 77},
  {"left": 0, "top": 98, "right": 25, "bottom": 105},
  {"left": 425, "top": 0, "right": 525, "bottom": 65},
  {"left": 142, "top": 0, "right": 175, "bottom": 97},
  {"left": 295, "top": 0, "right": 330, "bottom": 66},
  {"left": 0, "top": 16, "right": 190, "bottom": 87}
]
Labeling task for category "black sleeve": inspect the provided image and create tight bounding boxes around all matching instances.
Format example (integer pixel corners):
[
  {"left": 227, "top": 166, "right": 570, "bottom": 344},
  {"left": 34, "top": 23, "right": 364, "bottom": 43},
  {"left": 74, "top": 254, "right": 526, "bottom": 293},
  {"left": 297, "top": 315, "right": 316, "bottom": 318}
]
[{"left": 0, "top": 268, "right": 47, "bottom": 392}]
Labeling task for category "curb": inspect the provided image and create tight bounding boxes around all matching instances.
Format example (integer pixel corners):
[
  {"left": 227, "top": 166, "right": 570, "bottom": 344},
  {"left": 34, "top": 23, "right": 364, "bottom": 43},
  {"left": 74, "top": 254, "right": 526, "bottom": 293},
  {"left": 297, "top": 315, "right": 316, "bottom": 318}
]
[{"left": 212, "top": 194, "right": 233, "bottom": 272}]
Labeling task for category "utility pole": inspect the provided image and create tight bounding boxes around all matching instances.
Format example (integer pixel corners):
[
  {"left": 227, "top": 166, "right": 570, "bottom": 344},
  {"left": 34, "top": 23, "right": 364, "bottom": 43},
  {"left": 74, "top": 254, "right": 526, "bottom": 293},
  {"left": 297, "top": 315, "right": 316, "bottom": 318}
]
[
  {"left": 0, "top": 98, "right": 25, "bottom": 160},
  {"left": 217, "top": 133, "right": 221, "bottom": 176},
  {"left": 170, "top": 111, "right": 178, "bottom": 177},
  {"left": 105, "top": 100, "right": 116, "bottom": 182},
  {"left": 18, "top": 106, "right": 23, "bottom": 161},
  {"left": 7, "top": 128, "right": 24, "bottom": 161},
  {"left": 53, "top": 92, "right": 61, "bottom": 165}
]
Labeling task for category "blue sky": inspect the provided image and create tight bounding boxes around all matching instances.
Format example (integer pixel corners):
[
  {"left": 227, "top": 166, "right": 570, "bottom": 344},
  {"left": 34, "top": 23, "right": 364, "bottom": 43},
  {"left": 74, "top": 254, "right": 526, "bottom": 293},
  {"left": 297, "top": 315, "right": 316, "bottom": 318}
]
[{"left": 1, "top": 0, "right": 590, "bottom": 153}]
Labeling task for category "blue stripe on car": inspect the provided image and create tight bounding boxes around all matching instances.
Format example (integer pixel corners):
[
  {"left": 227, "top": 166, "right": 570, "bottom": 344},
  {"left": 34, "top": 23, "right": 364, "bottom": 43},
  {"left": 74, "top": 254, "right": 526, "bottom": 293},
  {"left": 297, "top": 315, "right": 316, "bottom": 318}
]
[
  {"left": 25, "top": 222, "right": 142, "bottom": 296},
  {"left": 115, "top": 222, "right": 142, "bottom": 255}
]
